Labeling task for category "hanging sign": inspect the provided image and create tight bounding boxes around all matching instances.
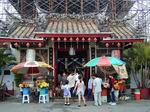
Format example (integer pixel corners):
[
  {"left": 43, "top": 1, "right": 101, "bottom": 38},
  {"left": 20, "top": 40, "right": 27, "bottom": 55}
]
[{"left": 113, "top": 64, "right": 128, "bottom": 79}]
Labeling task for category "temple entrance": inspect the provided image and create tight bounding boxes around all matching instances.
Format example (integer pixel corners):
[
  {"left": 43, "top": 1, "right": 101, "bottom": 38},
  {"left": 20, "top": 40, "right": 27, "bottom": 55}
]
[{"left": 55, "top": 42, "right": 89, "bottom": 84}]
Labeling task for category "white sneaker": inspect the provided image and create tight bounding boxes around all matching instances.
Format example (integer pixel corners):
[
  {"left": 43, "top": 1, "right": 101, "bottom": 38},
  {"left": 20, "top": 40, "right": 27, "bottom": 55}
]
[
  {"left": 111, "top": 103, "right": 116, "bottom": 106},
  {"left": 108, "top": 102, "right": 112, "bottom": 105}
]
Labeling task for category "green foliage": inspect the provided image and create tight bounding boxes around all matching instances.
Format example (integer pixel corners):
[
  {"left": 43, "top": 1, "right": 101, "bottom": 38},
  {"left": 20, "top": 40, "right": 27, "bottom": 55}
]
[
  {"left": 14, "top": 73, "right": 24, "bottom": 87},
  {"left": 123, "top": 43, "right": 150, "bottom": 88},
  {"left": 0, "top": 48, "right": 16, "bottom": 87},
  {"left": 0, "top": 49, "right": 16, "bottom": 68},
  {"left": 123, "top": 43, "right": 150, "bottom": 71}
]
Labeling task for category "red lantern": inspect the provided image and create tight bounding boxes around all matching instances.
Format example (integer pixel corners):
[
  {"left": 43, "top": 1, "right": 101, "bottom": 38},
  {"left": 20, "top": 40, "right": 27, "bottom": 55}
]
[
  {"left": 26, "top": 43, "right": 30, "bottom": 47},
  {"left": 38, "top": 43, "right": 42, "bottom": 47},
  {"left": 57, "top": 38, "right": 61, "bottom": 41},
  {"left": 14, "top": 42, "right": 19, "bottom": 47},
  {"left": 94, "top": 38, "right": 97, "bottom": 42},
  {"left": 105, "top": 43, "right": 109, "bottom": 47},
  {"left": 69, "top": 37, "right": 73, "bottom": 41},
  {"left": 129, "top": 42, "right": 132, "bottom": 45},
  {"left": 82, "top": 38, "right": 85, "bottom": 42},
  {"left": 88, "top": 38, "right": 91, "bottom": 42},
  {"left": 51, "top": 38, "right": 54, "bottom": 41},
  {"left": 117, "top": 43, "right": 121, "bottom": 47},
  {"left": 64, "top": 38, "right": 67, "bottom": 41},
  {"left": 76, "top": 37, "right": 79, "bottom": 42}
]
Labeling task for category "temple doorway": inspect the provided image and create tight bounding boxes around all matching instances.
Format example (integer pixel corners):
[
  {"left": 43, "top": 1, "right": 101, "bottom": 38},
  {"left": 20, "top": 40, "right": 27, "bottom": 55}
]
[{"left": 55, "top": 42, "right": 89, "bottom": 84}]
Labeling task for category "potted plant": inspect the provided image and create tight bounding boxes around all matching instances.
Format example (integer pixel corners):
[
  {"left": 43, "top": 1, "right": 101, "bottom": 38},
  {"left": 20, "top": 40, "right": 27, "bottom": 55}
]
[
  {"left": 123, "top": 43, "right": 150, "bottom": 99},
  {"left": 19, "top": 83, "right": 30, "bottom": 95},
  {"left": 37, "top": 81, "right": 49, "bottom": 95}
]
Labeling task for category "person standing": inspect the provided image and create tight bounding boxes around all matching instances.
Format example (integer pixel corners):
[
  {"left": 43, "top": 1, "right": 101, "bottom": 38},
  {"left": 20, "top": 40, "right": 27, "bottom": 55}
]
[
  {"left": 92, "top": 74, "right": 102, "bottom": 106},
  {"left": 73, "top": 76, "right": 86, "bottom": 107},
  {"left": 61, "top": 71, "right": 68, "bottom": 85},
  {"left": 61, "top": 80, "right": 71, "bottom": 105},
  {"left": 87, "top": 76, "right": 93, "bottom": 100},
  {"left": 108, "top": 75, "right": 117, "bottom": 105},
  {"left": 67, "top": 71, "right": 76, "bottom": 94}
]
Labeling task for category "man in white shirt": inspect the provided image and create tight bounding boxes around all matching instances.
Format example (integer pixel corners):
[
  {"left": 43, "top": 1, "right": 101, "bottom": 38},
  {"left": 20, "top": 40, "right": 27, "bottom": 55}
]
[
  {"left": 67, "top": 73, "right": 76, "bottom": 88},
  {"left": 92, "top": 74, "right": 102, "bottom": 106}
]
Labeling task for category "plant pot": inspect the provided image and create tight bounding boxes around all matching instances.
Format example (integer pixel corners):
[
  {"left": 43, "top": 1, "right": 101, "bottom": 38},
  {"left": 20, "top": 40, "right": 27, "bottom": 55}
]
[
  {"left": 101, "top": 88, "right": 107, "bottom": 96},
  {"left": 134, "top": 89, "right": 140, "bottom": 101},
  {"left": 140, "top": 88, "right": 149, "bottom": 99},
  {"left": 40, "top": 88, "right": 48, "bottom": 95},
  {"left": 22, "top": 88, "right": 29, "bottom": 95},
  {"left": 101, "top": 88, "right": 107, "bottom": 103}
]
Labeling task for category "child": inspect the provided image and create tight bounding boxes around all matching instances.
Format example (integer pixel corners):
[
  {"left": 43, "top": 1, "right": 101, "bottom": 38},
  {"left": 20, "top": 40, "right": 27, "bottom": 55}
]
[
  {"left": 61, "top": 80, "right": 71, "bottom": 105},
  {"left": 73, "top": 76, "right": 86, "bottom": 107}
]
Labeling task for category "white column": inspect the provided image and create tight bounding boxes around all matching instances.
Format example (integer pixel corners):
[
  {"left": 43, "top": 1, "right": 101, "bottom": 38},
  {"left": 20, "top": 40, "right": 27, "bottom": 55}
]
[
  {"left": 26, "top": 49, "right": 36, "bottom": 61},
  {"left": 10, "top": 47, "right": 20, "bottom": 62}
]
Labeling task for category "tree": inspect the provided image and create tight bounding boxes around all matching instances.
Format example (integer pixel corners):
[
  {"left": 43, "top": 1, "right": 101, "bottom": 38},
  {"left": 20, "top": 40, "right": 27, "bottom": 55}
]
[
  {"left": 0, "top": 48, "right": 16, "bottom": 88},
  {"left": 123, "top": 43, "right": 150, "bottom": 88}
]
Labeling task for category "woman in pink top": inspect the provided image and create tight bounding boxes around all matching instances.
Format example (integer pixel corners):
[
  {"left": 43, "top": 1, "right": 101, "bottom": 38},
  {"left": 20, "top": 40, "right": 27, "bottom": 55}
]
[{"left": 73, "top": 76, "right": 86, "bottom": 107}]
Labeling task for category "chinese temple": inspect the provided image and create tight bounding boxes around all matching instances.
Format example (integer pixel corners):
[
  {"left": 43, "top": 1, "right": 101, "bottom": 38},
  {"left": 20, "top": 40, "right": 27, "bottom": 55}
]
[{"left": 0, "top": 0, "right": 145, "bottom": 87}]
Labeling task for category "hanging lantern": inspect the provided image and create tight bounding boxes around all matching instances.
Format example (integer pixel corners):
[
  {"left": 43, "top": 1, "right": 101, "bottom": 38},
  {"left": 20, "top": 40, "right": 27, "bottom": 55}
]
[
  {"left": 38, "top": 43, "right": 42, "bottom": 47},
  {"left": 63, "top": 38, "right": 67, "bottom": 42},
  {"left": 14, "top": 42, "right": 19, "bottom": 47},
  {"left": 76, "top": 37, "right": 79, "bottom": 42},
  {"left": 51, "top": 38, "right": 54, "bottom": 41},
  {"left": 76, "top": 37, "right": 79, "bottom": 48},
  {"left": 57, "top": 37, "right": 61, "bottom": 41},
  {"left": 88, "top": 38, "right": 91, "bottom": 42},
  {"left": 82, "top": 38, "right": 85, "bottom": 49},
  {"left": 82, "top": 38, "right": 85, "bottom": 42},
  {"left": 105, "top": 43, "right": 109, "bottom": 48},
  {"left": 57, "top": 38, "right": 61, "bottom": 48},
  {"left": 94, "top": 38, "right": 97, "bottom": 42},
  {"left": 69, "top": 47, "right": 76, "bottom": 56},
  {"left": 129, "top": 42, "right": 132, "bottom": 45},
  {"left": 117, "top": 43, "right": 120, "bottom": 47},
  {"left": 69, "top": 37, "right": 73, "bottom": 41},
  {"left": 69, "top": 44, "right": 76, "bottom": 56},
  {"left": 63, "top": 38, "right": 67, "bottom": 49},
  {"left": 26, "top": 43, "right": 30, "bottom": 47}
]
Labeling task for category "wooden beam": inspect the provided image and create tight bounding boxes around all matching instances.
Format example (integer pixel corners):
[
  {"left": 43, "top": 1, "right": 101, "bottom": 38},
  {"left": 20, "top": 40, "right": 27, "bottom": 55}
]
[
  {"left": 65, "top": 0, "right": 68, "bottom": 14},
  {"left": 50, "top": 0, "right": 53, "bottom": 12},
  {"left": 0, "top": 38, "right": 43, "bottom": 43},
  {"left": 21, "top": 0, "right": 24, "bottom": 18},
  {"left": 102, "top": 39, "right": 144, "bottom": 43},
  {"left": 110, "top": 0, "right": 116, "bottom": 20},
  {"left": 96, "top": 0, "right": 100, "bottom": 11},
  {"left": 48, "top": 0, "right": 51, "bottom": 12},
  {"left": 81, "top": 0, "right": 83, "bottom": 15},
  {"left": 35, "top": 33, "right": 111, "bottom": 38}
]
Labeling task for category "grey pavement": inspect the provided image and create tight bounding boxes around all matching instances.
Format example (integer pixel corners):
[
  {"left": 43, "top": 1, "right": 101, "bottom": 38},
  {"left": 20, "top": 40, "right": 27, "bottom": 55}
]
[{"left": 0, "top": 98, "right": 150, "bottom": 112}]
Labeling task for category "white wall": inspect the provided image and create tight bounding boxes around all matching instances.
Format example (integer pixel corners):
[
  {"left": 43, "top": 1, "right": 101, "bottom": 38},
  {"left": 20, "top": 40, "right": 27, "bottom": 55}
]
[{"left": 0, "top": 73, "right": 14, "bottom": 90}]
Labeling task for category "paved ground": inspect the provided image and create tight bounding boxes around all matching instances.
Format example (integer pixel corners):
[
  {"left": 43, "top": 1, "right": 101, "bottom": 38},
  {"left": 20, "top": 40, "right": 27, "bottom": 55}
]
[{"left": 0, "top": 98, "right": 150, "bottom": 112}]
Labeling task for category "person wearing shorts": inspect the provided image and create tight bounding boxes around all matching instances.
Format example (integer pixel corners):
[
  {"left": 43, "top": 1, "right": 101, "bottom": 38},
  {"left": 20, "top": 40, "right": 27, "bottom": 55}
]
[{"left": 73, "top": 76, "right": 86, "bottom": 107}]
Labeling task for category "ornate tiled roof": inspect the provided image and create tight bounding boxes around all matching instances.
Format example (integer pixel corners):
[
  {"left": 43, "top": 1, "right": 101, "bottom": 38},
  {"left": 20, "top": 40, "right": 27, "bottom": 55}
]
[
  {"left": 0, "top": 19, "right": 145, "bottom": 43},
  {"left": 0, "top": 22, "right": 43, "bottom": 42},
  {"left": 102, "top": 22, "right": 145, "bottom": 42},
  {"left": 45, "top": 19, "right": 100, "bottom": 34}
]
